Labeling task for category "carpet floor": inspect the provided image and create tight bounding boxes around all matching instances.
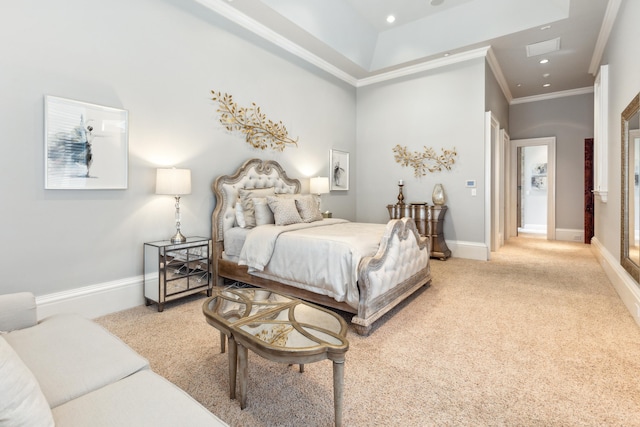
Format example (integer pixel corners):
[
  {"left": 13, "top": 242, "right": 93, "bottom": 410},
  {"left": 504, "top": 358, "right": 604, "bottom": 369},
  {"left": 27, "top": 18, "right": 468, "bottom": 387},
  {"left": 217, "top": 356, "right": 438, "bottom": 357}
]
[{"left": 96, "top": 236, "right": 640, "bottom": 426}]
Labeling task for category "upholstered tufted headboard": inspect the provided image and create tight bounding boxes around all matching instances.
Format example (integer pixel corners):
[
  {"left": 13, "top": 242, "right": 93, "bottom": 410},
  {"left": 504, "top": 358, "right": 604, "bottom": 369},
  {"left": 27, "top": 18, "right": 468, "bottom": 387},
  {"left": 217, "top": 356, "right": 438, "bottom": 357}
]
[{"left": 211, "top": 158, "right": 301, "bottom": 243}]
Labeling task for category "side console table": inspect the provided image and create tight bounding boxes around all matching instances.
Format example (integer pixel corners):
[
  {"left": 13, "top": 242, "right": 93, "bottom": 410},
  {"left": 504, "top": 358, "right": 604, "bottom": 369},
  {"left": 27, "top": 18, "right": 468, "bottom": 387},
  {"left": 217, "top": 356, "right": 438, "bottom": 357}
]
[
  {"left": 144, "top": 236, "right": 212, "bottom": 311},
  {"left": 387, "top": 203, "right": 451, "bottom": 260}
]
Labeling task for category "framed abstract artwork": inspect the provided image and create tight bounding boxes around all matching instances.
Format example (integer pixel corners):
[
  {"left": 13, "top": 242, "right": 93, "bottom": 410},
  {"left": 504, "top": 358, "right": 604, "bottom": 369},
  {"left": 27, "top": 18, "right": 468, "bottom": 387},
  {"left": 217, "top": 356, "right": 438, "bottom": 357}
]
[
  {"left": 44, "top": 95, "right": 129, "bottom": 189},
  {"left": 330, "top": 149, "right": 349, "bottom": 191}
]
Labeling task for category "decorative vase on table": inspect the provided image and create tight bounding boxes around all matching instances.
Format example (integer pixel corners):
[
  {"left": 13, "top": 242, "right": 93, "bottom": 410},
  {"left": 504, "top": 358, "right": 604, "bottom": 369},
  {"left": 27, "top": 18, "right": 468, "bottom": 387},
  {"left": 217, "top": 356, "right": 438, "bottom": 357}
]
[{"left": 432, "top": 183, "right": 445, "bottom": 205}]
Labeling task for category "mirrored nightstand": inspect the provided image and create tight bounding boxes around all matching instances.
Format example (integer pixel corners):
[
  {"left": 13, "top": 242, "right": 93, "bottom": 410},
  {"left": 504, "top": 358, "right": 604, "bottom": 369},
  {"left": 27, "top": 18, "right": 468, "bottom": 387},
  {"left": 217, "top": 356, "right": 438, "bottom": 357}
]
[{"left": 144, "top": 237, "right": 212, "bottom": 311}]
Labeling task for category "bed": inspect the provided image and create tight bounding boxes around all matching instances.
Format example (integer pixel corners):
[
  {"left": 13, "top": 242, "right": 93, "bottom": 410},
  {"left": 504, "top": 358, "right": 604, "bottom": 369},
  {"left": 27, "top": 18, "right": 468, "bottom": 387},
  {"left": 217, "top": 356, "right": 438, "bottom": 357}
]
[{"left": 211, "top": 158, "right": 432, "bottom": 335}]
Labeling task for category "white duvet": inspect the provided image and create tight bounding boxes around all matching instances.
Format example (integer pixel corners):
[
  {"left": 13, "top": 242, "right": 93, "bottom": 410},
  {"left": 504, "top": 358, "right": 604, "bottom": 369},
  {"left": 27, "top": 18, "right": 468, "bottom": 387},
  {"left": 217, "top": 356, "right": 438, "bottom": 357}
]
[{"left": 238, "top": 219, "right": 386, "bottom": 308}]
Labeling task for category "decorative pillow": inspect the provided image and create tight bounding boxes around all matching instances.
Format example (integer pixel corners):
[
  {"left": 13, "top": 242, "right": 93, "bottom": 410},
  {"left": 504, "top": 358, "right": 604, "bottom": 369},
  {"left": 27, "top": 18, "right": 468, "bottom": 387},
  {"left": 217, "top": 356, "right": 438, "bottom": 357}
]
[
  {"left": 295, "top": 195, "right": 323, "bottom": 223},
  {"left": 253, "top": 198, "right": 275, "bottom": 226},
  {"left": 267, "top": 196, "right": 303, "bottom": 226},
  {"left": 235, "top": 200, "right": 246, "bottom": 228},
  {"left": 239, "top": 187, "right": 276, "bottom": 228},
  {"left": 0, "top": 337, "right": 55, "bottom": 427},
  {"left": 274, "top": 193, "right": 298, "bottom": 199}
]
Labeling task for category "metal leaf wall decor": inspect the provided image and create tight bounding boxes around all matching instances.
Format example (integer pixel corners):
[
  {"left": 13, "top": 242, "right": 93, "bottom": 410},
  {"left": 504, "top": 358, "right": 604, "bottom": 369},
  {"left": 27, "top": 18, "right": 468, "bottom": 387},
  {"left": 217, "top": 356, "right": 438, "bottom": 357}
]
[
  {"left": 211, "top": 90, "right": 298, "bottom": 151},
  {"left": 393, "top": 144, "right": 458, "bottom": 177}
]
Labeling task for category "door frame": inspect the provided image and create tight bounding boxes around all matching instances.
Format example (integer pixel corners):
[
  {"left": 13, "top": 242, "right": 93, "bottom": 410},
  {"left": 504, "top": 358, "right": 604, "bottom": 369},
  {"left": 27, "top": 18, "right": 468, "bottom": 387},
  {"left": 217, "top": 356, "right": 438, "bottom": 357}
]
[
  {"left": 509, "top": 137, "right": 556, "bottom": 240},
  {"left": 485, "top": 112, "right": 500, "bottom": 259},
  {"left": 502, "top": 129, "right": 511, "bottom": 245}
]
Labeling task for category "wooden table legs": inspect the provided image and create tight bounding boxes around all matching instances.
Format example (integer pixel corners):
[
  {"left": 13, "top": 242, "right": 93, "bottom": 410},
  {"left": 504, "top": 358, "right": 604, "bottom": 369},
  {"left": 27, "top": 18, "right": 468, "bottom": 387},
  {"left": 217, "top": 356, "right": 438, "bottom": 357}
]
[
  {"left": 228, "top": 336, "right": 237, "bottom": 400},
  {"left": 233, "top": 342, "right": 345, "bottom": 427},
  {"left": 237, "top": 343, "right": 248, "bottom": 410},
  {"left": 333, "top": 359, "right": 344, "bottom": 427}
]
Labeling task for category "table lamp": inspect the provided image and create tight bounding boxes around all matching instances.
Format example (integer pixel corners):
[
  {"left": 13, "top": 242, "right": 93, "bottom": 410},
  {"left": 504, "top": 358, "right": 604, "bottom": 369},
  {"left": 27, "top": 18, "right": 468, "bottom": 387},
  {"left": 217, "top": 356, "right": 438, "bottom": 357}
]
[
  {"left": 310, "top": 176, "right": 330, "bottom": 212},
  {"left": 156, "top": 167, "right": 191, "bottom": 243}
]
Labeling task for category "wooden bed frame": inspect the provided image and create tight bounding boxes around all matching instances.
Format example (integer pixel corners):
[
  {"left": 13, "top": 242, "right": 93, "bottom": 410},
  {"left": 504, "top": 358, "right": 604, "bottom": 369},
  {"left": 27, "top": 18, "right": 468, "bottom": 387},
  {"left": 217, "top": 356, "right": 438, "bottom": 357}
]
[{"left": 211, "top": 158, "right": 432, "bottom": 335}]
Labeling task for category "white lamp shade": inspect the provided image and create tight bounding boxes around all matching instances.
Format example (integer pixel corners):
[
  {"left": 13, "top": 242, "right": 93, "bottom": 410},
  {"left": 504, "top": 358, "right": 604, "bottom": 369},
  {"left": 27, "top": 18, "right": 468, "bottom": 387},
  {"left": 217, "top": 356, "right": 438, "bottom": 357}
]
[
  {"left": 310, "top": 176, "right": 330, "bottom": 195},
  {"left": 156, "top": 168, "right": 192, "bottom": 195}
]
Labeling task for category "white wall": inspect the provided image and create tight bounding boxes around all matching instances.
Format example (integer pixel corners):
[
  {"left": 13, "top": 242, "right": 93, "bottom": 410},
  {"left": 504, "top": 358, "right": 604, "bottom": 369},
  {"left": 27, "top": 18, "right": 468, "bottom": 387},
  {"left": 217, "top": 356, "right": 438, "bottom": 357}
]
[
  {"left": 0, "top": 0, "right": 356, "bottom": 301},
  {"left": 356, "top": 58, "right": 487, "bottom": 248}
]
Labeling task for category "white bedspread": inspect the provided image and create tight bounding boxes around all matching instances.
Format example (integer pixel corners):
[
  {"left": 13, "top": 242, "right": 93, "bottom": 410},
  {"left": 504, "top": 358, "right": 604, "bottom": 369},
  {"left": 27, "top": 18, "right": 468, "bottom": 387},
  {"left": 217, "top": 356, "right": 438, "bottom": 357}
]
[{"left": 238, "top": 219, "right": 387, "bottom": 308}]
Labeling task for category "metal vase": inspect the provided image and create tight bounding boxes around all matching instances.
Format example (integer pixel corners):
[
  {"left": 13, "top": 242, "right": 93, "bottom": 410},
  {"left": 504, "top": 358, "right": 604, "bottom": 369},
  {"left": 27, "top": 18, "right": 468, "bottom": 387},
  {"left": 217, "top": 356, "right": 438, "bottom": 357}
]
[{"left": 432, "top": 183, "right": 445, "bottom": 205}]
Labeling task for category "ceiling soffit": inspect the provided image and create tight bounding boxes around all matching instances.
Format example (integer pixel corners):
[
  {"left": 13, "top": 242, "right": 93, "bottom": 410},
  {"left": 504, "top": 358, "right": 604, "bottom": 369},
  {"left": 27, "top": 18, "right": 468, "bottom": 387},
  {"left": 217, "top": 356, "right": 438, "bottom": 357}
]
[{"left": 259, "top": 0, "right": 570, "bottom": 71}]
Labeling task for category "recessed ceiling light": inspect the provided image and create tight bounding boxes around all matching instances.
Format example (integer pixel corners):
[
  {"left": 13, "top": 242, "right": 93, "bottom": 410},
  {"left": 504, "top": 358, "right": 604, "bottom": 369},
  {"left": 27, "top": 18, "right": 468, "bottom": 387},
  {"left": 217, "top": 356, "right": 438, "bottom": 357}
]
[
  {"left": 543, "top": 83, "right": 551, "bottom": 87},
  {"left": 386, "top": 15, "right": 396, "bottom": 23},
  {"left": 539, "top": 58, "right": 549, "bottom": 64},
  {"left": 540, "top": 25, "right": 552, "bottom": 30},
  {"left": 516, "top": 83, "right": 522, "bottom": 87},
  {"left": 543, "top": 73, "right": 550, "bottom": 78}
]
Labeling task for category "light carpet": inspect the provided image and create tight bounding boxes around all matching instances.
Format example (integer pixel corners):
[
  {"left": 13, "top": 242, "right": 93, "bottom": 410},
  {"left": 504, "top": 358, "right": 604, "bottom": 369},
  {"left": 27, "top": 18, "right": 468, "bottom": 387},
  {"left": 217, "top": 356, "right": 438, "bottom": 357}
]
[{"left": 96, "top": 237, "right": 640, "bottom": 426}]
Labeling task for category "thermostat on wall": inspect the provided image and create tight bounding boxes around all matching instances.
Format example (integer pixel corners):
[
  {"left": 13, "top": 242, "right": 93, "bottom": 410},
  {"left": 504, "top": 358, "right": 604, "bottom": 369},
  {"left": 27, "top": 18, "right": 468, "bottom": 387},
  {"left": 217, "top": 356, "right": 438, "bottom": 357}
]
[{"left": 465, "top": 179, "right": 476, "bottom": 188}]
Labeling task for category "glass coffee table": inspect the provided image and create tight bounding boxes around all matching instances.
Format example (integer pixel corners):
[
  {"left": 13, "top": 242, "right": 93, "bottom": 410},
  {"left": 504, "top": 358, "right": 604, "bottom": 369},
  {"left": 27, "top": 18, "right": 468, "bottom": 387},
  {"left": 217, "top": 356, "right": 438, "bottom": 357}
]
[{"left": 202, "top": 286, "right": 349, "bottom": 427}]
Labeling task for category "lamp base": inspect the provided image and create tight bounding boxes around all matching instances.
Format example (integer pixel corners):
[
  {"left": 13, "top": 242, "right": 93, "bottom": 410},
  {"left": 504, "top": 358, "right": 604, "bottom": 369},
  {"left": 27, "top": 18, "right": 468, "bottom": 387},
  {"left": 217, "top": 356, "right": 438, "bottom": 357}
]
[{"left": 170, "top": 231, "right": 187, "bottom": 244}]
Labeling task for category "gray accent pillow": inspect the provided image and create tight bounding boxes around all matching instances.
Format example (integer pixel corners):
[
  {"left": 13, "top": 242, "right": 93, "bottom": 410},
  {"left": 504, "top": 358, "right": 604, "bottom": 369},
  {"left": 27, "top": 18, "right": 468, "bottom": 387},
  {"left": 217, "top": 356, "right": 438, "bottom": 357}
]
[
  {"left": 295, "top": 195, "right": 323, "bottom": 223},
  {"left": 239, "top": 187, "right": 275, "bottom": 228},
  {"left": 253, "top": 198, "right": 275, "bottom": 226},
  {"left": 267, "top": 196, "right": 303, "bottom": 226}
]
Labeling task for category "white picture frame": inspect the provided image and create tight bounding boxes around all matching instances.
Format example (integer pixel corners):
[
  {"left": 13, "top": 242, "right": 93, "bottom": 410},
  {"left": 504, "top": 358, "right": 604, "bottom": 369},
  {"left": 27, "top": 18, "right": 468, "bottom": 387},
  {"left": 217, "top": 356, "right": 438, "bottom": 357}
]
[
  {"left": 44, "top": 95, "right": 129, "bottom": 189},
  {"left": 330, "top": 149, "right": 349, "bottom": 191}
]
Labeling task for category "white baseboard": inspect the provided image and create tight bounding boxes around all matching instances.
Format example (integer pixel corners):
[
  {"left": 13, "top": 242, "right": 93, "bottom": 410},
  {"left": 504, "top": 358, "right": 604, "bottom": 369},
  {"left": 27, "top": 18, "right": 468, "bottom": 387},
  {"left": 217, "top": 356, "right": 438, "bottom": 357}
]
[
  {"left": 33, "top": 240, "right": 490, "bottom": 320},
  {"left": 35, "top": 276, "right": 146, "bottom": 320},
  {"left": 591, "top": 237, "right": 640, "bottom": 327},
  {"left": 556, "top": 228, "right": 584, "bottom": 242},
  {"left": 522, "top": 224, "right": 546, "bottom": 231},
  {"left": 36, "top": 238, "right": 628, "bottom": 324},
  {"left": 448, "top": 240, "right": 488, "bottom": 261}
]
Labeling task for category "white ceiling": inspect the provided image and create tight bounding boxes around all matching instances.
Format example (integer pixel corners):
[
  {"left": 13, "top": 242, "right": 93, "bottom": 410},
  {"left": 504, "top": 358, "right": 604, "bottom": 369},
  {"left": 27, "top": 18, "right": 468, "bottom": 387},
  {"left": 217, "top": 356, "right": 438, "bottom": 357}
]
[{"left": 197, "top": 0, "right": 615, "bottom": 100}]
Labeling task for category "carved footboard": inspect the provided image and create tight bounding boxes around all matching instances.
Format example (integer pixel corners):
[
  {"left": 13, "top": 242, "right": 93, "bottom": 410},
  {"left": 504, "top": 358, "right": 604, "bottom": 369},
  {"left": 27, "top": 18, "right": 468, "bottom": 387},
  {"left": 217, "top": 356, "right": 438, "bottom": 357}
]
[
  {"left": 352, "top": 218, "right": 432, "bottom": 335},
  {"left": 212, "top": 159, "right": 433, "bottom": 336}
]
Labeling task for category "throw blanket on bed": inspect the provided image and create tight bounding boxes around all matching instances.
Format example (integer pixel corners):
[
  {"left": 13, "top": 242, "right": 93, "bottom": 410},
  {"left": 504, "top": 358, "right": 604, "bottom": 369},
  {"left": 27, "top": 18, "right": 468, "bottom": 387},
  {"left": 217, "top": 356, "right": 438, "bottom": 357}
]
[{"left": 238, "top": 219, "right": 387, "bottom": 308}]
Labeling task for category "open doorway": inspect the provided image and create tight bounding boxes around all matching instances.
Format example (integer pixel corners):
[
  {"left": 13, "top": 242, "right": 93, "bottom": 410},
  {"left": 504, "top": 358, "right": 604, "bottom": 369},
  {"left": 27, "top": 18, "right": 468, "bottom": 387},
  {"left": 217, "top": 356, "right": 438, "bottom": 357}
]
[
  {"left": 518, "top": 145, "right": 548, "bottom": 236},
  {"left": 509, "top": 137, "right": 556, "bottom": 240}
]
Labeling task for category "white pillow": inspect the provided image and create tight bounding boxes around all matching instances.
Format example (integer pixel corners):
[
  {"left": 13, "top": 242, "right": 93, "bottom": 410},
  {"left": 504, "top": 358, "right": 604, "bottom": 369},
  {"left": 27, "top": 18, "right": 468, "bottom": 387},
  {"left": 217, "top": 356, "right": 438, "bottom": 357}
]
[
  {"left": 295, "top": 195, "right": 323, "bottom": 223},
  {"left": 253, "top": 198, "right": 275, "bottom": 226},
  {"left": 239, "top": 187, "right": 276, "bottom": 228},
  {"left": 235, "top": 201, "right": 246, "bottom": 228},
  {"left": 267, "top": 196, "right": 303, "bottom": 226},
  {"left": 0, "top": 337, "right": 54, "bottom": 427}
]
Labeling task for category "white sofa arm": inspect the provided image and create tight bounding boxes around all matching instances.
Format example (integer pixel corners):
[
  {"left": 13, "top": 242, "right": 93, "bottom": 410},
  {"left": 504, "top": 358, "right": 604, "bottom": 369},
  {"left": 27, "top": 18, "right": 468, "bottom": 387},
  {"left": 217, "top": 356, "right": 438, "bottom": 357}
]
[{"left": 0, "top": 292, "right": 37, "bottom": 332}]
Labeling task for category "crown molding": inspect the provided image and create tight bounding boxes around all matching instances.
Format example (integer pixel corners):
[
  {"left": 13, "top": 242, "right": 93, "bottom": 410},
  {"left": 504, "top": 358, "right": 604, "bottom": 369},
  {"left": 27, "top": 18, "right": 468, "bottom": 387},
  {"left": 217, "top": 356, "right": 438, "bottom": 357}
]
[
  {"left": 510, "top": 86, "right": 594, "bottom": 105},
  {"left": 197, "top": 0, "right": 502, "bottom": 90},
  {"left": 589, "top": 0, "right": 622, "bottom": 75},
  {"left": 485, "top": 46, "right": 513, "bottom": 102},
  {"left": 356, "top": 46, "right": 491, "bottom": 87},
  {"left": 196, "top": 0, "right": 358, "bottom": 86}
]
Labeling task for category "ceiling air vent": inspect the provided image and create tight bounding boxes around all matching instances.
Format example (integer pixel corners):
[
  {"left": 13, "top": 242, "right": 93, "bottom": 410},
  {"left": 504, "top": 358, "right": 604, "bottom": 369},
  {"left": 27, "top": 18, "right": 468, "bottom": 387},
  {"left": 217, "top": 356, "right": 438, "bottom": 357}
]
[{"left": 526, "top": 37, "right": 561, "bottom": 57}]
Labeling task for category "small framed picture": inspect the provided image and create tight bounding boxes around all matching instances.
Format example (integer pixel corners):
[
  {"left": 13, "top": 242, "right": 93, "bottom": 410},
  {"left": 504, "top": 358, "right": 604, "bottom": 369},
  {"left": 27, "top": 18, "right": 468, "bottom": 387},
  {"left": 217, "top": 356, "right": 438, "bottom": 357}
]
[
  {"left": 330, "top": 149, "right": 349, "bottom": 191},
  {"left": 44, "top": 96, "right": 129, "bottom": 189}
]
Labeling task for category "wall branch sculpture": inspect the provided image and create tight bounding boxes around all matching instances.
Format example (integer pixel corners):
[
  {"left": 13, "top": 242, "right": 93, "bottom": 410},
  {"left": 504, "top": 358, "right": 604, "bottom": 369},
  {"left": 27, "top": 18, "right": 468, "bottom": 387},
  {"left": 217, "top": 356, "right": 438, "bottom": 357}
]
[
  {"left": 211, "top": 90, "right": 298, "bottom": 151},
  {"left": 393, "top": 144, "right": 458, "bottom": 177}
]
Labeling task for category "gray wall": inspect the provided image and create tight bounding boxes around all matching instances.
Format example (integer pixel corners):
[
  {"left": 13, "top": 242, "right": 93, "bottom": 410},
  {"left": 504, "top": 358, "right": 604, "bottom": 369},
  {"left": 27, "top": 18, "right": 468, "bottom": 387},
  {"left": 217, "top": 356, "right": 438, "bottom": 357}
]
[
  {"left": 509, "top": 93, "right": 594, "bottom": 231},
  {"left": 485, "top": 61, "right": 509, "bottom": 133},
  {"left": 356, "top": 58, "right": 487, "bottom": 244},
  {"left": 0, "top": 0, "right": 356, "bottom": 297},
  {"left": 598, "top": 0, "right": 640, "bottom": 260}
]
